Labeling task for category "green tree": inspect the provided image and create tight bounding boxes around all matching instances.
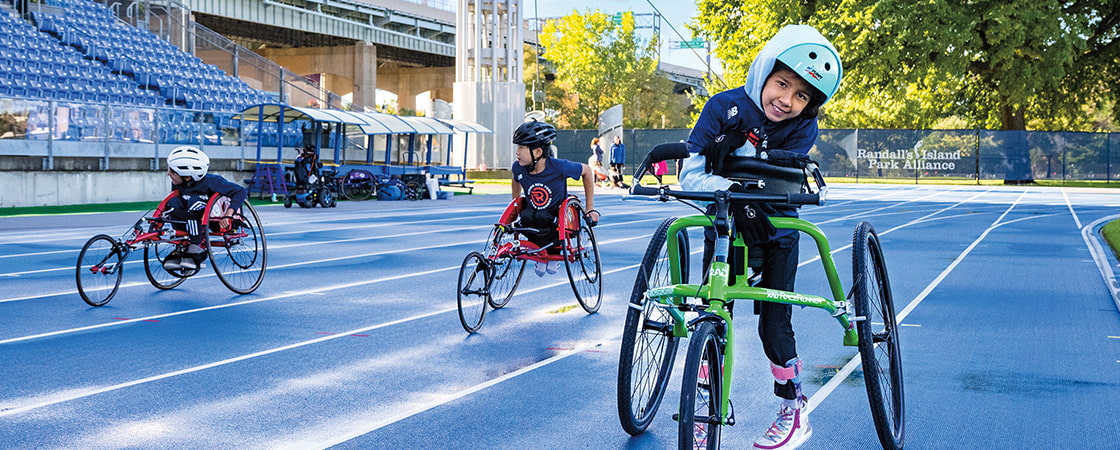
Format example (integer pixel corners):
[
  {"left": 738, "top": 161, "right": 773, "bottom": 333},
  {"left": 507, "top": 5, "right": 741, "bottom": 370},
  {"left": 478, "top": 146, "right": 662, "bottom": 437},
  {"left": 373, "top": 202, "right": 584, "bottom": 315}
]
[
  {"left": 691, "top": 0, "right": 1119, "bottom": 131},
  {"left": 537, "top": 11, "right": 665, "bottom": 129}
]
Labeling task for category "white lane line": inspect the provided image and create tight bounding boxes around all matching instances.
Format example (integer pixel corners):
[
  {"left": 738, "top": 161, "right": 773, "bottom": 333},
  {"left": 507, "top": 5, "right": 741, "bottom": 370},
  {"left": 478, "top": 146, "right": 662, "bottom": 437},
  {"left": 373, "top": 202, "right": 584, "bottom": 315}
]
[
  {"left": 307, "top": 196, "right": 1012, "bottom": 446},
  {"left": 0, "top": 215, "right": 665, "bottom": 302},
  {"left": 806, "top": 188, "right": 1031, "bottom": 415},
  {"left": 796, "top": 189, "right": 997, "bottom": 268},
  {"left": 0, "top": 239, "right": 652, "bottom": 417},
  {"left": 1062, "top": 188, "right": 1083, "bottom": 229}
]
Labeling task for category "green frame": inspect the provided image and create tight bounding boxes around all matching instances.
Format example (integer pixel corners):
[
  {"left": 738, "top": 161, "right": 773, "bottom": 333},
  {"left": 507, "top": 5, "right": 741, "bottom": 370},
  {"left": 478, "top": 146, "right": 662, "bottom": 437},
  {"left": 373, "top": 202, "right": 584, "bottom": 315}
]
[{"left": 647, "top": 213, "right": 859, "bottom": 425}]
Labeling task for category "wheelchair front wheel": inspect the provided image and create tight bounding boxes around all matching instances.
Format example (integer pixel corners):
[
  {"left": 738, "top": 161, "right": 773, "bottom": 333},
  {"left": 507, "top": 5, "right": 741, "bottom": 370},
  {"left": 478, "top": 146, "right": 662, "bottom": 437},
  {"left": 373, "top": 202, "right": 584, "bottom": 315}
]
[
  {"left": 208, "top": 200, "right": 267, "bottom": 295},
  {"left": 852, "top": 221, "right": 905, "bottom": 450},
  {"left": 457, "top": 251, "right": 491, "bottom": 333},
  {"left": 76, "top": 235, "right": 125, "bottom": 307}
]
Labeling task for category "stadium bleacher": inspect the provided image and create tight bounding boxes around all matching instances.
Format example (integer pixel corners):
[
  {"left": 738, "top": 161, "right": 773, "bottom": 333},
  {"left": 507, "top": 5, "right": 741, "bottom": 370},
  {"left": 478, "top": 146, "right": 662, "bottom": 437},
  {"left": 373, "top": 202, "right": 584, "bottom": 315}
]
[{"left": 0, "top": 0, "right": 270, "bottom": 112}]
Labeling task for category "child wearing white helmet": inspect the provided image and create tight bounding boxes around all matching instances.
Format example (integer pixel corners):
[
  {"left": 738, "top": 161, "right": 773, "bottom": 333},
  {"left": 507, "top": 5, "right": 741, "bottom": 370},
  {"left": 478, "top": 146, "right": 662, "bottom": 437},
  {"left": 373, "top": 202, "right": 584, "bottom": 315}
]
[
  {"left": 163, "top": 146, "right": 248, "bottom": 271},
  {"left": 677, "top": 24, "right": 843, "bottom": 449}
]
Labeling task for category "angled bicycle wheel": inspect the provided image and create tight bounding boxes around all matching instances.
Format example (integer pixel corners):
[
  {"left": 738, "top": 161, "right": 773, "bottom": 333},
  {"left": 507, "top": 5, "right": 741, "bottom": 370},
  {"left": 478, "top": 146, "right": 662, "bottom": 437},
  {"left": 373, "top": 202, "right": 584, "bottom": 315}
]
[
  {"left": 617, "top": 217, "right": 687, "bottom": 435},
  {"left": 852, "top": 221, "right": 905, "bottom": 450},
  {"left": 143, "top": 238, "right": 187, "bottom": 289},
  {"left": 76, "top": 234, "right": 125, "bottom": 307},
  {"left": 457, "top": 251, "right": 491, "bottom": 333},
  {"left": 342, "top": 178, "right": 374, "bottom": 201},
  {"left": 485, "top": 226, "right": 524, "bottom": 309},
  {"left": 677, "top": 321, "right": 723, "bottom": 450},
  {"left": 561, "top": 202, "right": 602, "bottom": 313},
  {"left": 208, "top": 200, "right": 267, "bottom": 295}
]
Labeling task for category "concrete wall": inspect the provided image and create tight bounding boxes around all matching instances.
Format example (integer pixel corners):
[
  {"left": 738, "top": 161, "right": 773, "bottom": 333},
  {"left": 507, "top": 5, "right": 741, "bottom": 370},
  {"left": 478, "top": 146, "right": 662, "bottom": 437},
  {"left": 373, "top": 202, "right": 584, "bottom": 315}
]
[{"left": 2, "top": 169, "right": 250, "bottom": 208}]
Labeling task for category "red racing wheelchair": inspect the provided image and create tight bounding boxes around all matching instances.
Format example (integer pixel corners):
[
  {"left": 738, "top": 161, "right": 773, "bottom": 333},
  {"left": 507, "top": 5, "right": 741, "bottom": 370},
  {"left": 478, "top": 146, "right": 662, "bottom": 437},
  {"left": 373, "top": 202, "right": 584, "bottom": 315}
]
[
  {"left": 456, "top": 196, "right": 602, "bottom": 333},
  {"left": 75, "top": 192, "right": 267, "bottom": 306}
]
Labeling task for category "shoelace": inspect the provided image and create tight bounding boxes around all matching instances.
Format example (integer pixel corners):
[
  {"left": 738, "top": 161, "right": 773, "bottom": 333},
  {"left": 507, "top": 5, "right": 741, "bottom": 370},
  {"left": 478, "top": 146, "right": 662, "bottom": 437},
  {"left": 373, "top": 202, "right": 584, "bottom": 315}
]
[{"left": 761, "top": 408, "right": 796, "bottom": 442}]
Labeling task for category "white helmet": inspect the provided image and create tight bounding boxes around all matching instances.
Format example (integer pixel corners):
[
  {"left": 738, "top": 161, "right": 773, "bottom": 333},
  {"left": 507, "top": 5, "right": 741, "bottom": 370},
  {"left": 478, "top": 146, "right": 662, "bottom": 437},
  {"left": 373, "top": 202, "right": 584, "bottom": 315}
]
[{"left": 167, "top": 146, "right": 210, "bottom": 182}]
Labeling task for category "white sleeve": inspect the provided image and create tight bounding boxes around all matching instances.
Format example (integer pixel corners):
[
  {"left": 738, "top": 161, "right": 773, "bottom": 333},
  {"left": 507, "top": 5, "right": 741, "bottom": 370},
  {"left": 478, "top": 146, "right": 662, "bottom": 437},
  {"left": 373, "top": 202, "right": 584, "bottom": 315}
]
[{"left": 679, "top": 153, "right": 735, "bottom": 192}]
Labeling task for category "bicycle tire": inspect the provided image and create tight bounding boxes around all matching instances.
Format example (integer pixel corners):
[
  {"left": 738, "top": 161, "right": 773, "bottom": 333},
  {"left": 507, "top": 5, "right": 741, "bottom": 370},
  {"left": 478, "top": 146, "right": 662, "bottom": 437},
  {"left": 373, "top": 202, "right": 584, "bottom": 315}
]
[
  {"left": 562, "top": 202, "right": 602, "bottom": 313},
  {"left": 617, "top": 216, "right": 687, "bottom": 435},
  {"left": 485, "top": 226, "right": 524, "bottom": 309},
  {"left": 852, "top": 221, "right": 905, "bottom": 450},
  {"left": 143, "top": 238, "right": 187, "bottom": 290},
  {"left": 208, "top": 200, "right": 268, "bottom": 295},
  {"left": 457, "top": 251, "right": 490, "bottom": 333},
  {"left": 677, "top": 321, "right": 723, "bottom": 450},
  {"left": 76, "top": 234, "right": 125, "bottom": 307}
]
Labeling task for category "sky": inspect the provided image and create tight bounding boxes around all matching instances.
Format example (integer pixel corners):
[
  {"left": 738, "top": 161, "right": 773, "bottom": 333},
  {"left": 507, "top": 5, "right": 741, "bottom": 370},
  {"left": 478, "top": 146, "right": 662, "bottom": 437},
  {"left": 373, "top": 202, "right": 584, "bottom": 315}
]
[{"left": 527, "top": 0, "right": 722, "bottom": 73}]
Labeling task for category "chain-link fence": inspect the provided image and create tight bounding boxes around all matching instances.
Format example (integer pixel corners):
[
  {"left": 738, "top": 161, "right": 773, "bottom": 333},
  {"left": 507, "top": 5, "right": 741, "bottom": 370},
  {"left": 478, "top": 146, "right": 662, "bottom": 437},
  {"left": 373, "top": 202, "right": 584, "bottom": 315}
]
[{"left": 555, "top": 129, "right": 1120, "bottom": 183}]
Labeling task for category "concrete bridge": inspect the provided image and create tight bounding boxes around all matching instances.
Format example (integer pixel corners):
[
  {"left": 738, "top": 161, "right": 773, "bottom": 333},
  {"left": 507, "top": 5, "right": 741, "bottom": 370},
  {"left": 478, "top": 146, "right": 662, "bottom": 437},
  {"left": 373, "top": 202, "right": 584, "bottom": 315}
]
[{"left": 184, "top": 0, "right": 705, "bottom": 111}]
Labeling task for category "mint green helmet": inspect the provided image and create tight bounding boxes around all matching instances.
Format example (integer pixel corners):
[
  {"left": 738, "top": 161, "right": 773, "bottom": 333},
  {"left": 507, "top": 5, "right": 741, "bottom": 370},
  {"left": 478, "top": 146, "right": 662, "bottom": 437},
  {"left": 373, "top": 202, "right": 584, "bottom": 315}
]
[{"left": 776, "top": 42, "right": 843, "bottom": 102}]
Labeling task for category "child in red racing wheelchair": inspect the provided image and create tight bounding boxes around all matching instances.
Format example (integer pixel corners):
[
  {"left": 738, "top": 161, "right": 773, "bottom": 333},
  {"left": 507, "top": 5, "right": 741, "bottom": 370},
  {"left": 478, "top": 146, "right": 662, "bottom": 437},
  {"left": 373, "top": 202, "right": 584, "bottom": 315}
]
[
  {"left": 162, "top": 146, "right": 248, "bottom": 271},
  {"left": 510, "top": 120, "right": 601, "bottom": 276}
]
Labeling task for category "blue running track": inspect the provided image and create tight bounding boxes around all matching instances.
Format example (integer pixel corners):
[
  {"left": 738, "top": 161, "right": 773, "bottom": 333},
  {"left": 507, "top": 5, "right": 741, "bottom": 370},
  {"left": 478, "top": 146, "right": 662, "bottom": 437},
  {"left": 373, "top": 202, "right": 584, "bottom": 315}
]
[{"left": 1, "top": 184, "right": 1118, "bottom": 448}]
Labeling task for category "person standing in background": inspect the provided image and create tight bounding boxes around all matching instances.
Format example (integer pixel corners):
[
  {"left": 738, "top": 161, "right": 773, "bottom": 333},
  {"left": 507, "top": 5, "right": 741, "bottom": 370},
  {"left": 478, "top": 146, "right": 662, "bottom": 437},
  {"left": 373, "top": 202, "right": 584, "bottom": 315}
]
[{"left": 609, "top": 135, "right": 626, "bottom": 187}]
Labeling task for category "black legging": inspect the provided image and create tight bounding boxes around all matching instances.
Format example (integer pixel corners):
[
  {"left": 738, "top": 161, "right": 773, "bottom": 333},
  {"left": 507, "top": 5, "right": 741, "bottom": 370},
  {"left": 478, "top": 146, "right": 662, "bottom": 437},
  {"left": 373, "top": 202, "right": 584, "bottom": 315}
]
[
  {"left": 703, "top": 217, "right": 801, "bottom": 400},
  {"left": 517, "top": 206, "right": 559, "bottom": 250}
]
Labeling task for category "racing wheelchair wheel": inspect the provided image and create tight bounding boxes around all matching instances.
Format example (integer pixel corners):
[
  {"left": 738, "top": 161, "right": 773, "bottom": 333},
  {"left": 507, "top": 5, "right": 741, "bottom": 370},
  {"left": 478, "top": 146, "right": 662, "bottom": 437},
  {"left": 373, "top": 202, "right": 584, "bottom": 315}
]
[
  {"left": 457, "top": 251, "right": 491, "bottom": 333},
  {"left": 560, "top": 200, "right": 601, "bottom": 313},
  {"left": 617, "top": 216, "right": 687, "bottom": 435},
  {"left": 852, "top": 221, "right": 905, "bottom": 450},
  {"left": 485, "top": 225, "right": 525, "bottom": 309},
  {"left": 206, "top": 199, "right": 267, "bottom": 295},
  {"left": 341, "top": 171, "right": 375, "bottom": 201},
  {"left": 143, "top": 234, "right": 189, "bottom": 289},
  {"left": 76, "top": 234, "right": 125, "bottom": 307}
]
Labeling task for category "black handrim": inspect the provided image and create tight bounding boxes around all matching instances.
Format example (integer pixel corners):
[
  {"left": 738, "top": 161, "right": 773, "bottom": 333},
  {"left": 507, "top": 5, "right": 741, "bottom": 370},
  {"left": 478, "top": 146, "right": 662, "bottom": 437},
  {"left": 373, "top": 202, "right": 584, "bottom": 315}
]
[
  {"left": 564, "top": 203, "right": 602, "bottom": 313},
  {"left": 209, "top": 201, "right": 267, "bottom": 295}
]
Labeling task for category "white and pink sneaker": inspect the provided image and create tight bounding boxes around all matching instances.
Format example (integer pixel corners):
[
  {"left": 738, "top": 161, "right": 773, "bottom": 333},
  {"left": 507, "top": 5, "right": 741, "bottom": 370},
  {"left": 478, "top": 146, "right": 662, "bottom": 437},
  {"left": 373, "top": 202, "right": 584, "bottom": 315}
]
[{"left": 753, "top": 396, "right": 811, "bottom": 449}]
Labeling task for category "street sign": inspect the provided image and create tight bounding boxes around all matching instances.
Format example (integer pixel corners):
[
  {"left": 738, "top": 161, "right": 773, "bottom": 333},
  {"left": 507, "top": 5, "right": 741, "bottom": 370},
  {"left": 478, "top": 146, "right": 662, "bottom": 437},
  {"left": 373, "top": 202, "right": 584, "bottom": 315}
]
[{"left": 671, "top": 39, "right": 707, "bottom": 49}]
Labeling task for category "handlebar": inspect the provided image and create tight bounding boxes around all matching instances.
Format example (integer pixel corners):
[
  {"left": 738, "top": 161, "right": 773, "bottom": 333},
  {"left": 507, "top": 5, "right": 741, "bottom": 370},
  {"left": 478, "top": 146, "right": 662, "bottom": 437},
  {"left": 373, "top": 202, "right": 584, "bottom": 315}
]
[
  {"left": 630, "top": 184, "right": 822, "bottom": 206},
  {"left": 628, "top": 142, "right": 826, "bottom": 206}
]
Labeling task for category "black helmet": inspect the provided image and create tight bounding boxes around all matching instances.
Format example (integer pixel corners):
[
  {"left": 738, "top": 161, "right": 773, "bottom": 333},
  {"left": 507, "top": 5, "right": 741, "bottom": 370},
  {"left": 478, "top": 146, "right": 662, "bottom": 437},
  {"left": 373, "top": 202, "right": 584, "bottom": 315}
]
[{"left": 512, "top": 120, "right": 556, "bottom": 148}]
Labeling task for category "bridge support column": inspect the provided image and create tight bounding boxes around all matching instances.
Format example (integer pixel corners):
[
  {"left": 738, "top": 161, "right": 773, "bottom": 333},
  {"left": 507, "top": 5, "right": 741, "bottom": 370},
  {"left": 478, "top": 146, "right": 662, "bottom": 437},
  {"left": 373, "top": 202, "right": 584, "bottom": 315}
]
[{"left": 353, "top": 42, "right": 377, "bottom": 109}]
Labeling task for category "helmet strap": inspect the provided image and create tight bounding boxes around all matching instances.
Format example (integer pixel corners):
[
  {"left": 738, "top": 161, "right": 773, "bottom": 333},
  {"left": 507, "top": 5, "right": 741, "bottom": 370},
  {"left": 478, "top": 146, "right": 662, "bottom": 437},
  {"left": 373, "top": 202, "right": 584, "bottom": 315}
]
[{"left": 529, "top": 147, "right": 548, "bottom": 172}]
